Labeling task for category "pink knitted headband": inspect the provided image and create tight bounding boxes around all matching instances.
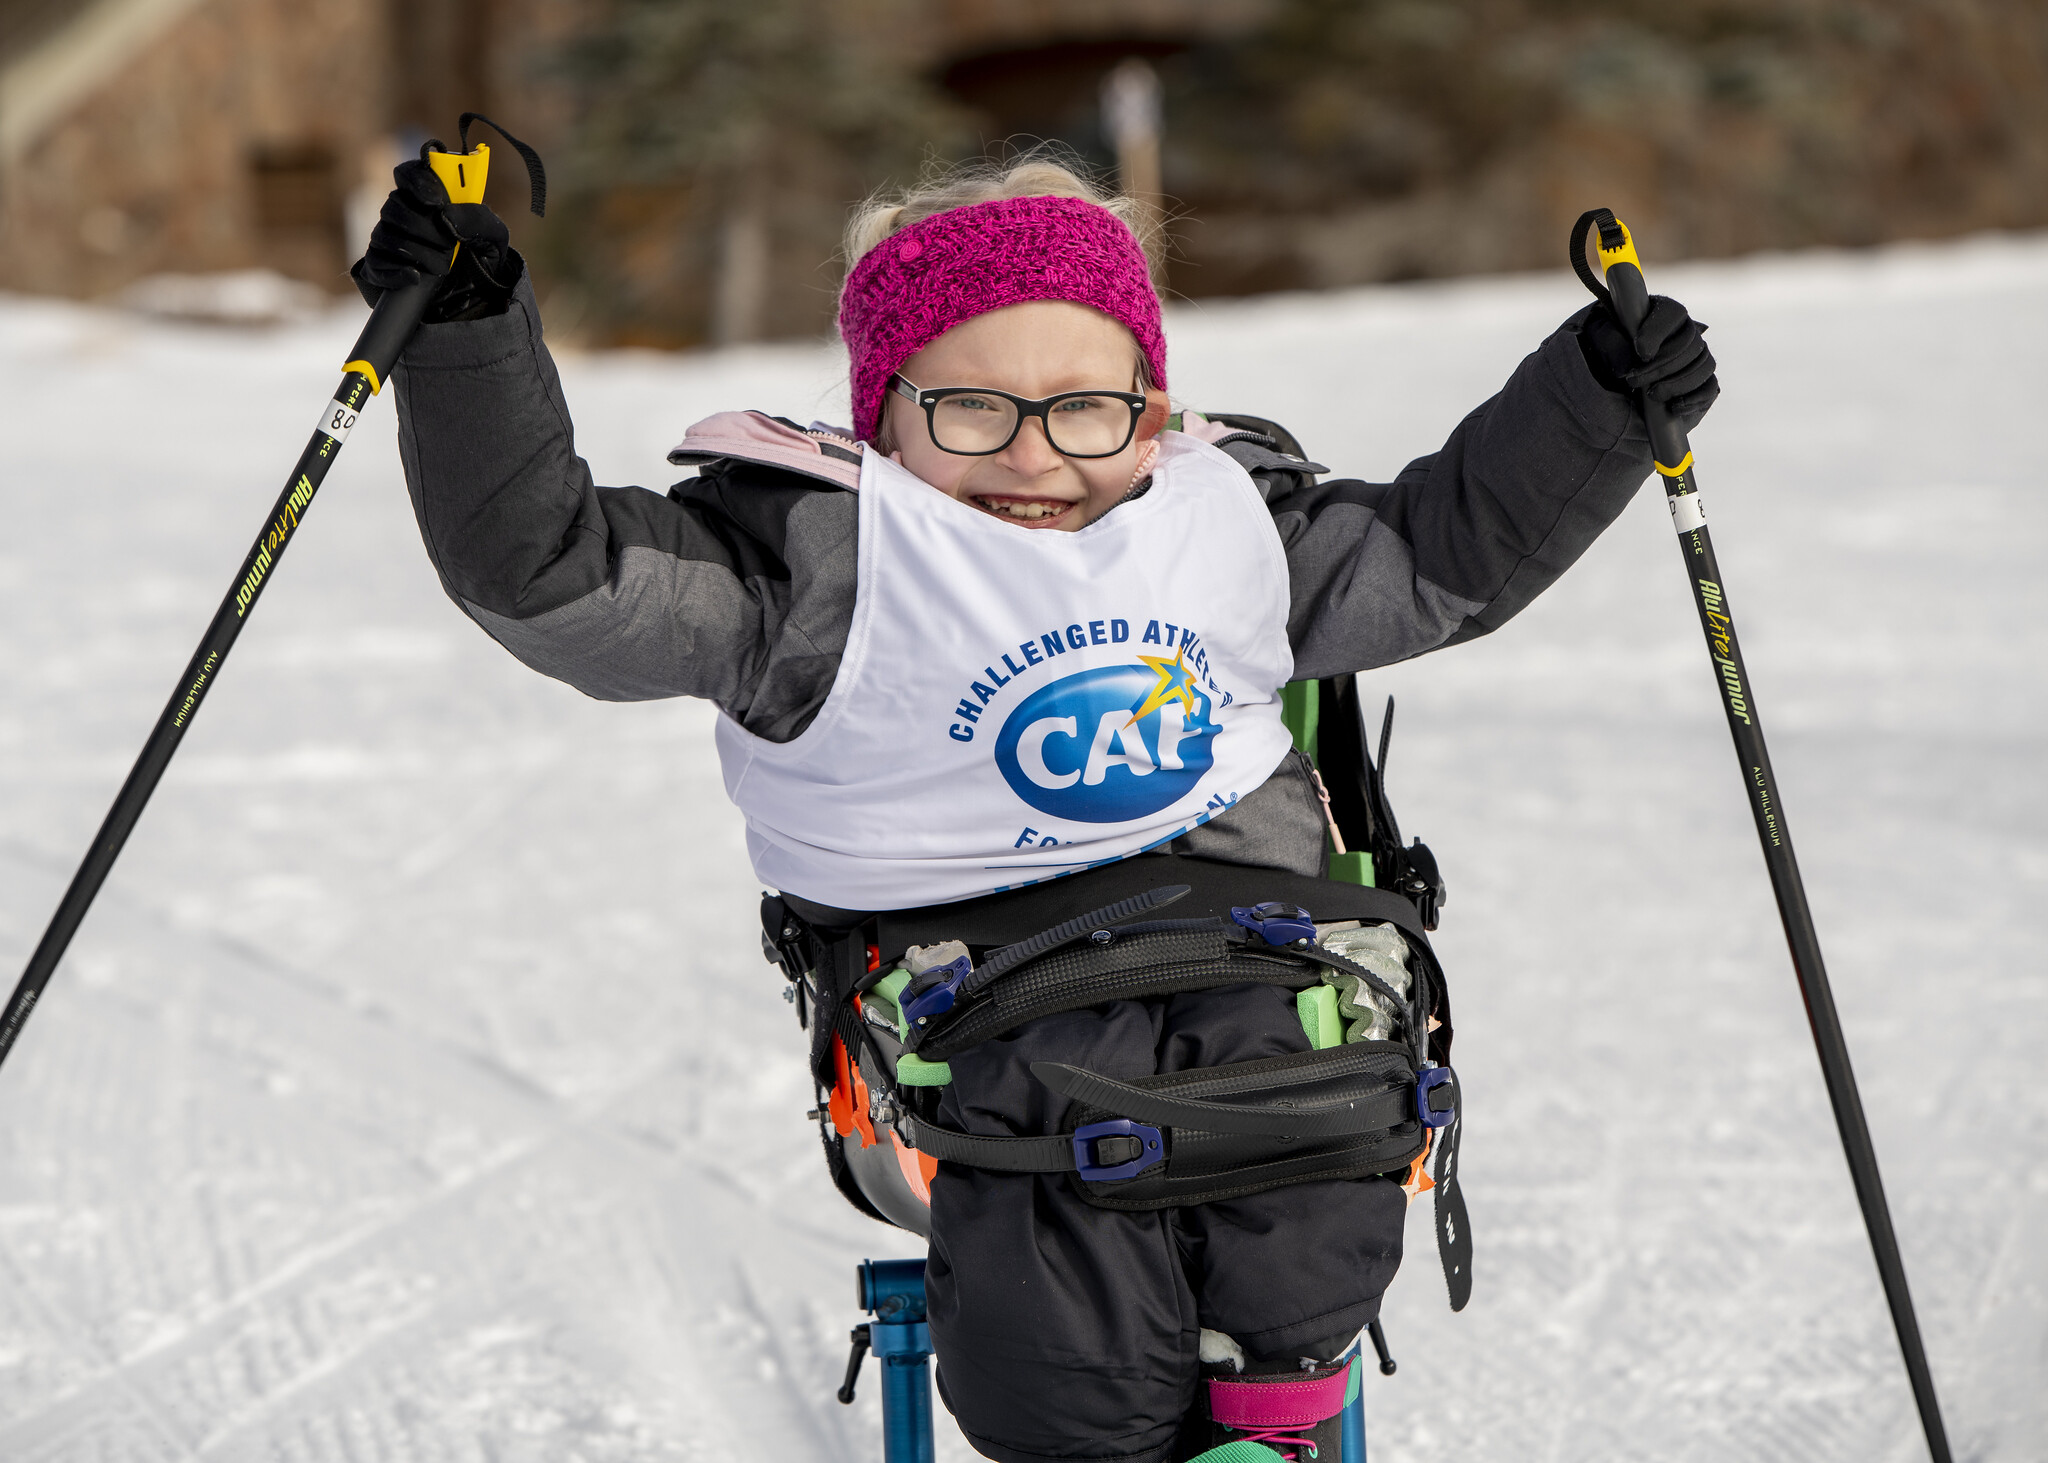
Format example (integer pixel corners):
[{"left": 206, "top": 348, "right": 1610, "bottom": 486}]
[{"left": 838, "top": 194, "right": 1167, "bottom": 445}]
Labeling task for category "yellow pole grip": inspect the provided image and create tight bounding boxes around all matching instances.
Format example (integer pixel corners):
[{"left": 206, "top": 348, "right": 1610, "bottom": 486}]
[
  {"left": 426, "top": 144, "right": 489, "bottom": 264},
  {"left": 1596, "top": 212, "right": 1643, "bottom": 281},
  {"left": 426, "top": 143, "right": 490, "bottom": 204},
  {"left": 340, "top": 145, "right": 493, "bottom": 389}
]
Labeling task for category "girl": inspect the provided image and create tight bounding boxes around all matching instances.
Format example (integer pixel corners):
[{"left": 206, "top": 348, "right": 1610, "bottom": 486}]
[{"left": 356, "top": 153, "right": 1715, "bottom": 1463}]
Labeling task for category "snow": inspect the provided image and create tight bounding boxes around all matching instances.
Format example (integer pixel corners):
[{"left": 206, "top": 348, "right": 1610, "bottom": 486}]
[{"left": 3, "top": 230, "right": 2044, "bottom": 1461}]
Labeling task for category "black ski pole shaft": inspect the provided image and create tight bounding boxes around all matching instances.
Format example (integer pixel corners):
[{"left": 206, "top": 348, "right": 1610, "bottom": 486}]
[
  {"left": 1571, "top": 208, "right": 1952, "bottom": 1463},
  {"left": 0, "top": 139, "right": 502, "bottom": 1077}
]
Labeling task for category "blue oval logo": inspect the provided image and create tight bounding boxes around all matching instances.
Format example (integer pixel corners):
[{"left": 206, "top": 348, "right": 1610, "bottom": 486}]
[{"left": 994, "top": 659, "right": 1219, "bottom": 823}]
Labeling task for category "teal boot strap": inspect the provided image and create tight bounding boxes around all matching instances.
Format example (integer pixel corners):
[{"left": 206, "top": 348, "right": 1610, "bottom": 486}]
[{"left": 1185, "top": 1442, "right": 1288, "bottom": 1463}]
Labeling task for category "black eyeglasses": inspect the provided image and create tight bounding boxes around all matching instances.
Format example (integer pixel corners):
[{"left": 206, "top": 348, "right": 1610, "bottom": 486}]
[{"left": 889, "top": 374, "right": 1148, "bottom": 458}]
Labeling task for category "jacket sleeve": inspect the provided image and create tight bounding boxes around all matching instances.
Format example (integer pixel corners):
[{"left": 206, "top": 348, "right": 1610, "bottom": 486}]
[
  {"left": 391, "top": 273, "right": 856, "bottom": 742},
  {"left": 1248, "top": 318, "right": 1671, "bottom": 679}
]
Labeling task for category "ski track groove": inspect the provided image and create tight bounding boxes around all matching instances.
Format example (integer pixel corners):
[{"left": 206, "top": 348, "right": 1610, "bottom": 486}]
[
  {"left": 0, "top": 1223, "right": 203, "bottom": 1461},
  {"left": 0, "top": 1041, "right": 721, "bottom": 1454},
  {"left": 732, "top": 1261, "right": 858, "bottom": 1463},
  {"left": 3, "top": 947, "right": 839, "bottom": 1459},
  {"left": 0, "top": 841, "right": 575, "bottom": 1117}
]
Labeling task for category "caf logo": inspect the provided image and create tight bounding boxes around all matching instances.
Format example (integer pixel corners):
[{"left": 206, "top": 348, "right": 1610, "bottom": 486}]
[{"left": 993, "top": 656, "right": 1219, "bottom": 824}]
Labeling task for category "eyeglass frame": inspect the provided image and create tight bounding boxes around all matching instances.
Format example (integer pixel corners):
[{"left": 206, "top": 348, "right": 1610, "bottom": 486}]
[{"left": 887, "top": 374, "right": 1150, "bottom": 459}]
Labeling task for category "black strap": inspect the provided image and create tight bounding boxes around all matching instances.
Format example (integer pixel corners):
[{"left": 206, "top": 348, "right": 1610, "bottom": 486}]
[
  {"left": 955, "top": 894, "right": 1412, "bottom": 1039},
  {"left": 456, "top": 112, "right": 548, "bottom": 216},
  {"left": 965, "top": 884, "right": 1189, "bottom": 994},
  {"left": 1569, "top": 207, "right": 1623, "bottom": 309},
  {"left": 807, "top": 927, "right": 868, "bottom": 1088},
  {"left": 876, "top": 854, "right": 1434, "bottom": 958},
  {"left": 1434, "top": 1107, "right": 1472, "bottom": 1312},
  {"left": 900, "top": 1114, "right": 1076, "bottom": 1172},
  {"left": 1030, "top": 1062, "right": 1414, "bottom": 1139}
]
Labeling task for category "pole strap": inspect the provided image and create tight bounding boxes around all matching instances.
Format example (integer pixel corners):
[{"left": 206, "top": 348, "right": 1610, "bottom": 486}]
[
  {"left": 1569, "top": 208, "right": 1616, "bottom": 306},
  {"left": 456, "top": 112, "right": 547, "bottom": 216}
]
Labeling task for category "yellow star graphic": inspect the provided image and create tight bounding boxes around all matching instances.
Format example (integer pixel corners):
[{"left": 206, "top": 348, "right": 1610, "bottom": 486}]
[{"left": 1125, "top": 646, "right": 1203, "bottom": 728}]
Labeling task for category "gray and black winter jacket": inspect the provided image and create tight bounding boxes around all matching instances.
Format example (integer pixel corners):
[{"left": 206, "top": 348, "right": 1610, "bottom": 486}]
[{"left": 391, "top": 272, "right": 1686, "bottom": 891}]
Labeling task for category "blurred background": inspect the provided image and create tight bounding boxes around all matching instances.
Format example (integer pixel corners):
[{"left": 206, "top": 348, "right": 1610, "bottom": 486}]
[{"left": 2, "top": 0, "right": 2046, "bottom": 346}]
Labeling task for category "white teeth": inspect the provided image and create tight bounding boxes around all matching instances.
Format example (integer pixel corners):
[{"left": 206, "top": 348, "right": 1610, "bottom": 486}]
[{"left": 981, "top": 498, "right": 1059, "bottom": 521}]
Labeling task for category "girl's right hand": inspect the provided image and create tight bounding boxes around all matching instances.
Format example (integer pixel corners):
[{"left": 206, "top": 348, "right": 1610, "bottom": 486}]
[
  {"left": 349, "top": 155, "right": 519, "bottom": 323},
  {"left": 1571, "top": 294, "right": 1720, "bottom": 426}
]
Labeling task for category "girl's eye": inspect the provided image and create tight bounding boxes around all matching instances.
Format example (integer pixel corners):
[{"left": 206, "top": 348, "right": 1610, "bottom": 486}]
[
  {"left": 1053, "top": 396, "right": 1114, "bottom": 413},
  {"left": 948, "top": 395, "right": 999, "bottom": 413}
]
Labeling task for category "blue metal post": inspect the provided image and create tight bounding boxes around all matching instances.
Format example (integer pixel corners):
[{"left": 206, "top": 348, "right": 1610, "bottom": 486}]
[
  {"left": 858, "top": 1258, "right": 934, "bottom": 1463},
  {"left": 1338, "top": 1337, "right": 1368, "bottom": 1461}
]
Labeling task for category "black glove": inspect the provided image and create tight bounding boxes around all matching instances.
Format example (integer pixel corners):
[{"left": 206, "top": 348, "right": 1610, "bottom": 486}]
[
  {"left": 350, "top": 152, "right": 519, "bottom": 324},
  {"left": 1571, "top": 294, "right": 1719, "bottom": 426}
]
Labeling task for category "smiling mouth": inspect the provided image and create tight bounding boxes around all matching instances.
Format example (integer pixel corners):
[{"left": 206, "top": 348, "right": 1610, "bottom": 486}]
[{"left": 972, "top": 495, "right": 1076, "bottom": 525}]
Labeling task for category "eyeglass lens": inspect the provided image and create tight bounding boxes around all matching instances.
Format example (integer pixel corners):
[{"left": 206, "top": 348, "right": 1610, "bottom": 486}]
[{"left": 930, "top": 392, "right": 1134, "bottom": 456}]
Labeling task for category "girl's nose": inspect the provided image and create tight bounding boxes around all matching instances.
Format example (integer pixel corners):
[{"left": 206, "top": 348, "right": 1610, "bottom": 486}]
[{"left": 1003, "top": 417, "right": 1064, "bottom": 474}]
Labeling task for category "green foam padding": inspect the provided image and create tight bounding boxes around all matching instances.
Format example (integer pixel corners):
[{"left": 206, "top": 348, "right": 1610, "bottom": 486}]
[
  {"left": 871, "top": 969, "right": 911, "bottom": 1007},
  {"left": 869, "top": 968, "right": 912, "bottom": 1038},
  {"left": 1279, "top": 680, "right": 1320, "bottom": 757},
  {"left": 1297, "top": 985, "right": 1343, "bottom": 1050},
  {"left": 895, "top": 1054, "right": 952, "bottom": 1086},
  {"left": 1327, "top": 850, "right": 1375, "bottom": 887}
]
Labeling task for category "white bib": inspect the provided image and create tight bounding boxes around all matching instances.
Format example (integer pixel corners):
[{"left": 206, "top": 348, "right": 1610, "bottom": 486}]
[{"left": 715, "top": 431, "right": 1296, "bottom": 909}]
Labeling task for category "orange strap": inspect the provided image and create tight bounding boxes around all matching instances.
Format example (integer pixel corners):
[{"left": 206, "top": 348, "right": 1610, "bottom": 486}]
[{"left": 829, "top": 1027, "right": 879, "bottom": 1150}]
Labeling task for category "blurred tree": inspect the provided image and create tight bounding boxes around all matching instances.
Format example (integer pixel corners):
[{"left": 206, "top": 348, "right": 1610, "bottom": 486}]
[
  {"left": 547, "top": 0, "right": 969, "bottom": 346},
  {"left": 1158, "top": 0, "right": 2048, "bottom": 293}
]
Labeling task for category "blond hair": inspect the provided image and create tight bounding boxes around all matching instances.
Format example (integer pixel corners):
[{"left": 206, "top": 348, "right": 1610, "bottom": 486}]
[{"left": 843, "top": 151, "right": 1164, "bottom": 281}]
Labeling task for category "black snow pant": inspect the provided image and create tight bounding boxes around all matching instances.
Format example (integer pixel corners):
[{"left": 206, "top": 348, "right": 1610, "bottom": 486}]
[{"left": 926, "top": 982, "right": 1408, "bottom": 1463}]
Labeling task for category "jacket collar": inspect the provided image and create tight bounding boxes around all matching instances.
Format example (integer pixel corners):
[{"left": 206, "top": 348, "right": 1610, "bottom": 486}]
[{"left": 667, "top": 411, "right": 866, "bottom": 491}]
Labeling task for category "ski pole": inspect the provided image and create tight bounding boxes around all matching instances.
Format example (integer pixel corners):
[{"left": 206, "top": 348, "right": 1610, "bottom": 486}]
[
  {"left": 1, "top": 121, "right": 534, "bottom": 1077},
  {"left": 1571, "top": 208, "right": 1953, "bottom": 1463}
]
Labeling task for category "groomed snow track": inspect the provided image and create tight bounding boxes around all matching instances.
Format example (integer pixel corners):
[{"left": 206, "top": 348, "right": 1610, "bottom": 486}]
[{"left": 2, "top": 234, "right": 2043, "bottom": 1461}]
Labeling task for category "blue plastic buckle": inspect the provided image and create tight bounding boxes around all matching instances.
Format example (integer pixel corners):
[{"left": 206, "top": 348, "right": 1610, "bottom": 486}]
[
  {"left": 898, "top": 955, "right": 973, "bottom": 1027},
  {"left": 1230, "top": 901, "right": 1316, "bottom": 948},
  {"left": 1416, "top": 1064, "right": 1457, "bottom": 1129},
  {"left": 1071, "top": 1119, "right": 1166, "bottom": 1182}
]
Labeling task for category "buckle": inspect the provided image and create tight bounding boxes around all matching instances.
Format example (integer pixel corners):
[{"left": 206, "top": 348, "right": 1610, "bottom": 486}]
[
  {"left": 1071, "top": 1119, "right": 1165, "bottom": 1181},
  {"left": 760, "top": 892, "right": 813, "bottom": 979},
  {"left": 1229, "top": 901, "right": 1316, "bottom": 949},
  {"left": 1416, "top": 1064, "right": 1456, "bottom": 1129},
  {"left": 899, "top": 955, "right": 973, "bottom": 1028},
  {"left": 1396, "top": 839, "right": 1446, "bottom": 932}
]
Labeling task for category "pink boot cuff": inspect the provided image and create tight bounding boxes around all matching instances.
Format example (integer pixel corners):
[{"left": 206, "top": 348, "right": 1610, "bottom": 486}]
[{"left": 1207, "top": 1361, "right": 1352, "bottom": 1430}]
